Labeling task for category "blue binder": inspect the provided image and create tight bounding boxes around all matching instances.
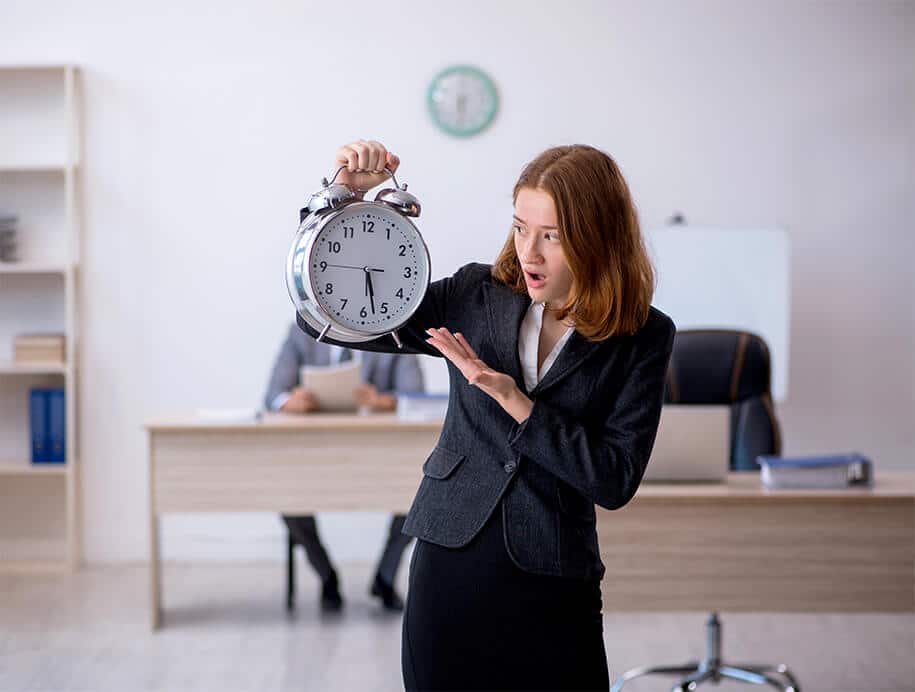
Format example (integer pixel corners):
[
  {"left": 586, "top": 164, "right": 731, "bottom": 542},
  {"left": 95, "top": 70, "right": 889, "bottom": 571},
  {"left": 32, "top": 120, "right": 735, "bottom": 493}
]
[
  {"left": 29, "top": 388, "right": 66, "bottom": 464},
  {"left": 29, "top": 388, "right": 49, "bottom": 463},
  {"left": 48, "top": 388, "right": 66, "bottom": 463}
]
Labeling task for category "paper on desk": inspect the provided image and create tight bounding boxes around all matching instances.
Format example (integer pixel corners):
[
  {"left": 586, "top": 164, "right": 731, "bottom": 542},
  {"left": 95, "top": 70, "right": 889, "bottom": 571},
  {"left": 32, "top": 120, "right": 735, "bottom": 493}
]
[
  {"left": 300, "top": 360, "right": 361, "bottom": 412},
  {"left": 195, "top": 408, "right": 260, "bottom": 423}
]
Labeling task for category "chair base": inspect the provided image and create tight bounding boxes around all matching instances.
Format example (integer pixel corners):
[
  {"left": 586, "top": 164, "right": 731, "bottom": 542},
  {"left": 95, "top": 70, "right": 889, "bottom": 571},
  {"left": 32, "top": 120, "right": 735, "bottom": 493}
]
[
  {"left": 286, "top": 532, "right": 296, "bottom": 612},
  {"left": 610, "top": 613, "right": 801, "bottom": 692}
]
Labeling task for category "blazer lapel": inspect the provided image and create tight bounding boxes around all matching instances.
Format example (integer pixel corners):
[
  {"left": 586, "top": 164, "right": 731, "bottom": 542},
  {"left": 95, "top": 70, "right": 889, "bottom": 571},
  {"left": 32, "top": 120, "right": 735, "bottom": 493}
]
[
  {"left": 483, "top": 282, "right": 530, "bottom": 392},
  {"left": 530, "top": 330, "right": 603, "bottom": 396}
]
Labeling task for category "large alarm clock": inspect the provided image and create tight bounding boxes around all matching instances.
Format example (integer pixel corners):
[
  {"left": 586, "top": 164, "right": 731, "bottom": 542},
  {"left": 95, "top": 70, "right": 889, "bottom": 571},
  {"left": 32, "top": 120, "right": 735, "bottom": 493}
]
[{"left": 286, "top": 166, "right": 431, "bottom": 347}]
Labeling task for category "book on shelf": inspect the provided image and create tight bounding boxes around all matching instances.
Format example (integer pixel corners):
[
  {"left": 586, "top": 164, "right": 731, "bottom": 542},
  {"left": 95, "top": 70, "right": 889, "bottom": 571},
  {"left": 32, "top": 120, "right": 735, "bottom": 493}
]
[
  {"left": 757, "top": 452, "right": 873, "bottom": 489},
  {"left": 29, "top": 387, "right": 66, "bottom": 464},
  {"left": 13, "top": 333, "right": 66, "bottom": 364}
]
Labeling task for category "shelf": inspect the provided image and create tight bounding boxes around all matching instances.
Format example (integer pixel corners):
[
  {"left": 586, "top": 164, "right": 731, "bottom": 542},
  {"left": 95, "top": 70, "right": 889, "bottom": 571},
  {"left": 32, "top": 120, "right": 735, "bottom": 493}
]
[
  {"left": 0, "top": 460, "right": 68, "bottom": 476},
  {"left": 0, "top": 262, "right": 72, "bottom": 275},
  {"left": 0, "top": 163, "right": 72, "bottom": 174},
  {"left": 0, "top": 361, "right": 69, "bottom": 375},
  {"left": 0, "top": 559, "right": 71, "bottom": 574}
]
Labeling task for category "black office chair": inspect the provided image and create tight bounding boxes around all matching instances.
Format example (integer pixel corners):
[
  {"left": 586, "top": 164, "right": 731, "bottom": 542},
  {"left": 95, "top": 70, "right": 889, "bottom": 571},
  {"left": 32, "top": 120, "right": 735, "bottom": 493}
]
[{"left": 612, "top": 330, "right": 801, "bottom": 692}]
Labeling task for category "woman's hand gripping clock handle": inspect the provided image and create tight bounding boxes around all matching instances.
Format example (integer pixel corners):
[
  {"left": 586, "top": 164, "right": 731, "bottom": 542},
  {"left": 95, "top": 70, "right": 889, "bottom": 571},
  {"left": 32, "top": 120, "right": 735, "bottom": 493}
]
[{"left": 334, "top": 140, "right": 400, "bottom": 196}]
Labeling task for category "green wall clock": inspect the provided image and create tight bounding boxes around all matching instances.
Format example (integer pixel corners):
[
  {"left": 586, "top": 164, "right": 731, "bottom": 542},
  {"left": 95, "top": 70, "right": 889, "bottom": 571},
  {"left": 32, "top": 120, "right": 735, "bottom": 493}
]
[{"left": 426, "top": 65, "right": 499, "bottom": 137}]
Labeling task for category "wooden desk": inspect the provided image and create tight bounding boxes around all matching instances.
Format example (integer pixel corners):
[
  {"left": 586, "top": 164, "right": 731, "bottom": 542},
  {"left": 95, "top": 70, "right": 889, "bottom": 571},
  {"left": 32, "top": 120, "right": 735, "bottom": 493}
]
[
  {"left": 146, "top": 413, "right": 442, "bottom": 629},
  {"left": 147, "top": 414, "right": 915, "bottom": 628},
  {"left": 602, "top": 473, "right": 915, "bottom": 613}
]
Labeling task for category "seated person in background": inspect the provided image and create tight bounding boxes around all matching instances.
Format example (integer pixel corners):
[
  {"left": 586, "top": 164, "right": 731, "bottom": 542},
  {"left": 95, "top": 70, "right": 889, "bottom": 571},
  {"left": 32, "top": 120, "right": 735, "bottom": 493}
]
[{"left": 265, "top": 322, "right": 425, "bottom": 611}]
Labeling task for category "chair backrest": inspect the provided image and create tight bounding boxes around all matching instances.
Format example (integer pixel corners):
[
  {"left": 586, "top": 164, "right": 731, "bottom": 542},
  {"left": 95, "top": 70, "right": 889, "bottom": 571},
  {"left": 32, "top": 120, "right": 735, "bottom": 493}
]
[{"left": 664, "top": 329, "right": 781, "bottom": 470}]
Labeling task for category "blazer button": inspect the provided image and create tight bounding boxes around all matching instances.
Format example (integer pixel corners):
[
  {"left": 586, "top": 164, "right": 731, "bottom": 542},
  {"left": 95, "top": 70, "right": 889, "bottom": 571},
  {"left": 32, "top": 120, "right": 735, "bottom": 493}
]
[{"left": 504, "top": 462, "right": 517, "bottom": 474}]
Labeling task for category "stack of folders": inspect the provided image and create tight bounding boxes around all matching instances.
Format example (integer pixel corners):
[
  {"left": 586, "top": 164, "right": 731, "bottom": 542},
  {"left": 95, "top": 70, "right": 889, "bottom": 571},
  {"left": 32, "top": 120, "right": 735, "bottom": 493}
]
[
  {"left": 757, "top": 452, "right": 873, "bottom": 489},
  {"left": 30, "top": 388, "right": 66, "bottom": 464},
  {"left": 0, "top": 215, "right": 16, "bottom": 262},
  {"left": 396, "top": 393, "right": 449, "bottom": 421},
  {"left": 14, "top": 333, "right": 66, "bottom": 364}
]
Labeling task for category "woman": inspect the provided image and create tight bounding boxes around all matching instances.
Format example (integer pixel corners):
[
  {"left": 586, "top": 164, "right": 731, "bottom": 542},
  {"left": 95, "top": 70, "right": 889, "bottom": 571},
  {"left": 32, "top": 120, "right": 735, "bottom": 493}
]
[{"left": 297, "top": 139, "right": 676, "bottom": 691}]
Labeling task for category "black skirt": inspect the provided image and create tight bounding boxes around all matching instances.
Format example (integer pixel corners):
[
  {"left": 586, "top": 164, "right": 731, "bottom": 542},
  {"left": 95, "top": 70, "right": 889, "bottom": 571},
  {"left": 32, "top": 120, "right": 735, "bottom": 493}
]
[{"left": 401, "top": 502, "right": 608, "bottom": 691}]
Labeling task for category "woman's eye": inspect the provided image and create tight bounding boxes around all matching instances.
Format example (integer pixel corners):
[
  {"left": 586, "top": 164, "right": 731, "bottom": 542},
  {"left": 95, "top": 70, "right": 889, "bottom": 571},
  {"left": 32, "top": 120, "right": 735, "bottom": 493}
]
[
  {"left": 546, "top": 233, "right": 560, "bottom": 242},
  {"left": 513, "top": 225, "right": 525, "bottom": 234}
]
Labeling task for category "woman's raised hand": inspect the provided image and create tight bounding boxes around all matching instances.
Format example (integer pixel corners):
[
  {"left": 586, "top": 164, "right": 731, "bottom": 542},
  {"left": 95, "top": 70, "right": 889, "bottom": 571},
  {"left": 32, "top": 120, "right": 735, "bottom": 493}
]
[
  {"left": 423, "top": 327, "right": 534, "bottom": 423},
  {"left": 333, "top": 139, "right": 400, "bottom": 193}
]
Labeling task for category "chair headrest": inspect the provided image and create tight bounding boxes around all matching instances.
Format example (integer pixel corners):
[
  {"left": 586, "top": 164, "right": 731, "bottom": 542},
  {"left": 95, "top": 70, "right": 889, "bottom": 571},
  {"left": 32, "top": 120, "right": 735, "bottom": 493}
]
[{"left": 665, "top": 330, "right": 773, "bottom": 404}]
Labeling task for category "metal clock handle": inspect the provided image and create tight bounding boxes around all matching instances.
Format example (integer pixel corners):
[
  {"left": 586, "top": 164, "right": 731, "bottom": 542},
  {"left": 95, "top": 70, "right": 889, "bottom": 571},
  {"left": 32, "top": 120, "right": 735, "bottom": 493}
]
[{"left": 323, "top": 165, "right": 407, "bottom": 191}]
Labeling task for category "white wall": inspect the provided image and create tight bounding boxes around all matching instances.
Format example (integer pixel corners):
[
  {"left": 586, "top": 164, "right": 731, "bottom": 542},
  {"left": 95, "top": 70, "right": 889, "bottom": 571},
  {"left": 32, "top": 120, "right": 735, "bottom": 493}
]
[{"left": 3, "top": 0, "right": 912, "bottom": 563}]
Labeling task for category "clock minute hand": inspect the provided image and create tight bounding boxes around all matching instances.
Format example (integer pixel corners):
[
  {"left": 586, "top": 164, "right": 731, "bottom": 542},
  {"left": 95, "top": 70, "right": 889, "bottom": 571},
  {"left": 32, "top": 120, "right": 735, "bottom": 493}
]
[{"left": 366, "top": 268, "right": 376, "bottom": 314}]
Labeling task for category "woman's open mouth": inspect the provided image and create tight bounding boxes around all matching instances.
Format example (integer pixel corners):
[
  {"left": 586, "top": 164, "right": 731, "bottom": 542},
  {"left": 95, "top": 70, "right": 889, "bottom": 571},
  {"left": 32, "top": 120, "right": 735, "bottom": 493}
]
[{"left": 524, "top": 270, "right": 546, "bottom": 289}]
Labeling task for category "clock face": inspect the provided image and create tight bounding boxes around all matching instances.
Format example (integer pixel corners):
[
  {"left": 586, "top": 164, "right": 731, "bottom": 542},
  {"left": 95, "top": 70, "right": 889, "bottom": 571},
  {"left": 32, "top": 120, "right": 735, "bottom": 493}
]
[
  {"left": 427, "top": 65, "right": 498, "bottom": 137},
  {"left": 308, "top": 204, "right": 429, "bottom": 334}
]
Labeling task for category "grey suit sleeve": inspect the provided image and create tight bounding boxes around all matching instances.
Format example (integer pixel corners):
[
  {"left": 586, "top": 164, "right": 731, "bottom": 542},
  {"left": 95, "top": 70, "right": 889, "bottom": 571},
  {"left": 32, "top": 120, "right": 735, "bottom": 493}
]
[
  {"left": 264, "top": 324, "right": 305, "bottom": 409},
  {"left": 390, "top": 355, "right": 425, "bottom": 394},
  {"left": 507, "top": 316, "right": 676, "bottom": 511}
]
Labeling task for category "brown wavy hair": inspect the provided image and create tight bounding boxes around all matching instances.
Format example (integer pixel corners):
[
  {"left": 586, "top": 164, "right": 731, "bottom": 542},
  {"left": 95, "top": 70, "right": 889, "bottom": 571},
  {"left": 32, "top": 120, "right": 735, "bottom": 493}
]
[{"left": 492, "top": 145, "right": 655, "bottom": 341}]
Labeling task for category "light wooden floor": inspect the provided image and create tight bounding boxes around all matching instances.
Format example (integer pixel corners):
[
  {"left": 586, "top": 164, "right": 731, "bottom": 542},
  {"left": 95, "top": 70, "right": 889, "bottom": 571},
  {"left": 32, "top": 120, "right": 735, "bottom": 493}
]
[{"left": 1, "top": 560, "right": 913, "bottom": 692}]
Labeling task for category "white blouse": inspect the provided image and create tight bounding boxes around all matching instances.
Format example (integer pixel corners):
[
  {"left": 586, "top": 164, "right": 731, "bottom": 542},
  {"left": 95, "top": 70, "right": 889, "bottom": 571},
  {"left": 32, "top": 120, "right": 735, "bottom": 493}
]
[{"left": 518, "top": 301, "right": 575, "bottom": 392}]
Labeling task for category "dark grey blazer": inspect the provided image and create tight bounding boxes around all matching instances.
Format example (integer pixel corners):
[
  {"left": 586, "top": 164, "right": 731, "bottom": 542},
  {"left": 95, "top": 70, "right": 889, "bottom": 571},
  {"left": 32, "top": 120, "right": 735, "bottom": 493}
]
[
  {"left": 296, "top": 263, "right": 675, "bottom": 580},
  {"left": 264, "top": 323, "right": 424, "bottom": 410}
]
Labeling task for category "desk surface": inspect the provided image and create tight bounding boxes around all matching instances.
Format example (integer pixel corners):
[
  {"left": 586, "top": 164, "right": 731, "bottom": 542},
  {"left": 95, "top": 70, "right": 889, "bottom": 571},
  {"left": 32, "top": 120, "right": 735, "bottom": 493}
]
[
  {"left": 145, "top": 411, "right": 444, "bottom": 433},
  {"left": 635, "top": 470, "right": 915, "bottom": 499},
  {"left": 146, "top": 413, "right": 915, "bottom": 499}
]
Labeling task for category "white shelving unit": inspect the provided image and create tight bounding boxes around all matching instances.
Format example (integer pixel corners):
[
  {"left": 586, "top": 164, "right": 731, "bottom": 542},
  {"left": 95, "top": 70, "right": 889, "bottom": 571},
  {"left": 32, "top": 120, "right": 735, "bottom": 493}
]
[{"left": 0, "top": 65, "right": 81, "bottom": 571}]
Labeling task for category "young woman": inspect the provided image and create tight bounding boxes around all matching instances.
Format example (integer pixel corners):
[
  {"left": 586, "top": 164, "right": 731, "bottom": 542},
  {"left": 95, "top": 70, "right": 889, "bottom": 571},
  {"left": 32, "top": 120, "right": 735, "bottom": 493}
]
[{"left": 297, "top": 139, "right": 676, "bottom": 691}]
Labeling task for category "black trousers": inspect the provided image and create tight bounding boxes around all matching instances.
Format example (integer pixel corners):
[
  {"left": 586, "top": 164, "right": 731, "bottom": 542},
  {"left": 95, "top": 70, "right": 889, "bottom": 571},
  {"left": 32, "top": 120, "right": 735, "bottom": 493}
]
[
  {"left": 282, "top": 514, "right": 412, "bottom": 586},
  {"left": 402, "top": 505, "right": 608, "bottom": 691}
]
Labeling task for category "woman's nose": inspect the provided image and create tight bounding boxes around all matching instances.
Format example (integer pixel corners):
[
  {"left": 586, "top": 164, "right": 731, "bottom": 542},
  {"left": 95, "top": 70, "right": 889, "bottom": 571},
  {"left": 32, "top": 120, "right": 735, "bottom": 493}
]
[{"left": 519, "top": 235, "right": 542, "bottom": 262}]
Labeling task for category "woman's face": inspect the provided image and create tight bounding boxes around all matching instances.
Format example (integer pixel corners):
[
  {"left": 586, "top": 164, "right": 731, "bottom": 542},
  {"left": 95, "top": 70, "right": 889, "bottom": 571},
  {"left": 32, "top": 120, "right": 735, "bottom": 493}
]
[{"left": 512, "top": 187, "right": 573, "bottom": 309}]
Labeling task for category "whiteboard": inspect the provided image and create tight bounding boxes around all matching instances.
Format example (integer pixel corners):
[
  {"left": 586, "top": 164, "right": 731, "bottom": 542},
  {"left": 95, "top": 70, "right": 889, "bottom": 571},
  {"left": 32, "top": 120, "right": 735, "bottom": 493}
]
[{"left": 644, "top": 226, "right": 791, "bottom": 401}]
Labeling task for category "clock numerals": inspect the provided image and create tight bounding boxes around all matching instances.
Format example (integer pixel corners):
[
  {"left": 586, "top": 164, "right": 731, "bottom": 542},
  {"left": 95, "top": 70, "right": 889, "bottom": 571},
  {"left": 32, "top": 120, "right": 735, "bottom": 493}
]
[{"left": 312, "top": 210, "right": 426, "bottom": 329}]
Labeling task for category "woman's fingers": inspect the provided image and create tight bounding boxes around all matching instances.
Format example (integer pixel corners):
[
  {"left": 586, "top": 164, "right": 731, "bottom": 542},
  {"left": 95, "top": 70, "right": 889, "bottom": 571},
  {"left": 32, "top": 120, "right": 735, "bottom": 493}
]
[
  {"left": 453, "top": 333, "right": 479, "bottom": 360},
  {"left": 335, "top": 145, "right": 357, "bottom": 172},
  {"left": 425, "top": 328, "right": 461, "bottom": 362},
  {"left": 426, "top": 328, "right": 494, "bottom": 387},
  {"left": 338, "top": 139, "right": 389, "bottom": 172},
  {"left": 429, "top": 327, "right": 476, "bottom": 363},
  {"left": 366, "top": 140, "right": 386, "bottom": 172},
  {"left": 332, "top": 141, "right": 397, "bottom": 192}
]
